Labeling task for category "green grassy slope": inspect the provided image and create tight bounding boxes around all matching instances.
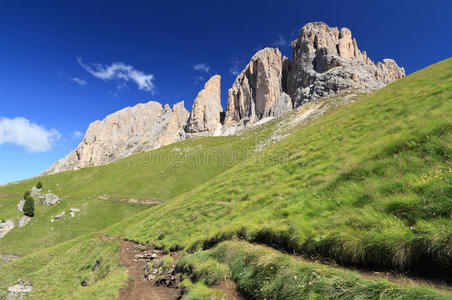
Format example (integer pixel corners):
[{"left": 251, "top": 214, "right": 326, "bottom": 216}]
[
  {"left": 108, "top": 58, "right": 452, "bottom": 276},
  {"left": 0, "top": 121, "right": 267, "bottom": 255},
  {"left": 0, "top": 234, "right": 127, "bottom": 299}
]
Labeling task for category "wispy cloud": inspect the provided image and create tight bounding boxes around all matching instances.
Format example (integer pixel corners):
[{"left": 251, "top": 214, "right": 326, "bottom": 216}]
[
  {"left": 0, "top": 117, "right": 60, "bottom": 152},
  {"left": 72, "top": 131, "right": 83, "bottom": 139},
  {"left": 72, "top": 77, "right": 87, "bottom": 86},
  {"left": 272, "top": 34, "right": 289, "bottom": 48},
  {"left": 194, "top": 75, "right": 205, "bottom": 85},
  {"left": 229, "top": 58, "right": 243, "bottom": 77},
  {"left": 77, "top": 58, "right": 156, "bottom": 93},
  {"left": 193, "top": 63, "right": 210, "bottom": 73}
]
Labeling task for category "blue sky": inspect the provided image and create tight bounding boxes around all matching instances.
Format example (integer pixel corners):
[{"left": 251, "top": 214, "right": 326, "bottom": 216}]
[{"left": 0, "top": 0, "right": 451, "bottom": 185}]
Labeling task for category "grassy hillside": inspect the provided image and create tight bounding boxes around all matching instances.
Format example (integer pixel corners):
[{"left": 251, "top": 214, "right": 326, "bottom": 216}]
[
  {"left": 0, "top": 58, "right": 450, "bottom": 299},
  {"left": 108, "top": 58, "right": 452, "bottom": 276},
  {"left": 0, "top": 121, "right": 268, "bottom": 255}
]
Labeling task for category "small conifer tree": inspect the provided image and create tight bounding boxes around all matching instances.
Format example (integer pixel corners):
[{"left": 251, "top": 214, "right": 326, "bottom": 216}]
[
  {"left": 37, "top": 182, "right": 42, "bottom": 189},
  {"left": 23, "top": 191, "right": 31, "bottom": 200},
  {"left": 23, "top": 196, "right": 34, "bottom": 217}
]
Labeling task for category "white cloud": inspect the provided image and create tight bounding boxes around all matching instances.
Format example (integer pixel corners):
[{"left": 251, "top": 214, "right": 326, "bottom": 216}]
[
  {"left": 72, "top": 77, "right": 87, "bottom": 86},
  {"left": 0, "top": 117, "right": 60, "bottom": 152},
  {"left": 193, "top": 63, "right": 210, "bottom": 73},
  {"left": 77, "top": 58, "right": 156, "bottom": 93},
  {"left": 72, "top": 131, "right": 83, "bottom": 139},
  {"left": 272, "top": 34, "right": 289, "bottom": 48}
]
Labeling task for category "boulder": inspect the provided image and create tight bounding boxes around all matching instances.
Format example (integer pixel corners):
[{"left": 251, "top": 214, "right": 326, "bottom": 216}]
[
  {"left": 0, "top": 220, "right": 14, "bottom": 239},
  {"left": 18, "top": 215, "right": 31, "bottom": 228},
  {"left": 287, "top": 22, "right": 405, "bottom": 106},
  {"left": 224, "top": 48, "right": 284, "bottom": 125},
  {"left": 7, "top": 279, "right": 32, "bottom": 299},
  {"left": 17, "top": 200, "right": 25, "bottom": 212},
  {"left": 44, "top": 193, "right": 61, "bottom": 205},
  {"left": 55, "top": 211, "right": 65, "bottom": 219},
  {"left": 185, "top": 75, "right": 223, "bottom": 135}
]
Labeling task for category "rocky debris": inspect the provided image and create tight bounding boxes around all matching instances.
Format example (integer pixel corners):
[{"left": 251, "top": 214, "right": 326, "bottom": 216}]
[
  {"left": 0, "top": 254, "right": 20, "bottom": 266},
  {"left": 69, "top": 208, "right": 80, "bottom": 218},
  {"left": 31, "top": 186, "right": 41, "bottom": 195},
  {"left": 43, "top": 193, "right": 61, "bottom": 205},
  {"left": 7, "top": 279, "right": 32, "bottom": 299},
  {"left": 18, "top": 215, "right": 31, "bottom": 228},
  {"left": 43, "top": 101, "right": 189, "bottom": 175},
  {"left": 269, "top": 92, "right": 293, "bottom": 117},
  {"left": 287, "top": 22, "right": 405, "bottom": 106},
  {"left": 0, "top": 220, "right": 14, "bottom": 239},
  {"left": 17, "top": 200, "right": 25, "bottom": 212},
  {"left": 55, "top": 211, "right": 65, "bottom": 219},
  {"left": 81, "top": 279, "right": 90, "bottom": 287},
  {"left": 224, "top": 48, "right": 284, "bottom": 126},
  {"left": 185, "top": 75, "right": 223, "bottom": 135}
]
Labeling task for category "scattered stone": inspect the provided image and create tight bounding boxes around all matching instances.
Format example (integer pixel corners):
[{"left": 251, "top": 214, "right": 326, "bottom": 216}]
[
  {"left": 70, "top": 208, "right": 80, "bottom": 212},
  {"left": 7, "top": 279, "right": 32, "bottom": 299},
  {"left": 31, "top": 186, "right": 41, "bottom": 195},
  {"left": 92, "top": 258, "right": 102, "bottom": 271},
  {"left": 18, "top": 215, "right": 31, "bottom": 228},
  {"left": 0, "top": 220, "right": 14, "bottom": 239},
  {"left": 43, "top": 193, "right": 61, "bottom": 205},
  {"left": 0, "top": 254, "right": 20, "bottom": 266},
  {"left": 69, "top": 212, "right": 75, "bottom": 218},
  {"left": 17, "top": 200, "right": 25, "bottom": 212},
  {"left": 55, "top": 211, "right": 65, "bottom": 219},
  {"left": 50, "top": 218, "right": 54, "bottom": 223}
]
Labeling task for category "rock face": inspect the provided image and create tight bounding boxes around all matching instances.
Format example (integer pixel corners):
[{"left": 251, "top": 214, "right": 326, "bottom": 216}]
[
  {"left": 287, "top": 22, "right": 405, "bottom": 106},
  {"left": 185, "top": 75, "right": 223, "bottom": 135},
  {"left": 43, "top": 101, "right": 189, "bottom": 174},
  {"left": 224, "top": 48, "right": 285, "bottom": 125},
  {"left": 0, "top": 220, "right": 14, "bottom": 239},
  {"left": 18, "top": 215, "right": 31, "bottom": 228},
  {"left": 17, "top": 200, "right": 25, "bottom": 212},
  {"left": 269, "top": 92, "right": 293, "bottom": 117}
]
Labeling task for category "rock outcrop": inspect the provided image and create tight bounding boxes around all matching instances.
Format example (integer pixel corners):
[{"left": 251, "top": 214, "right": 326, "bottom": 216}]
[
  {"left": 44, "top": 193, "right": 61, "bottom": 205},
  {"left": 224, "top": 48, "right": 286, "bottom": 125},
  {"left": 0, "top": 220, "right": 14, "bottom": 239},
  {"left": 269, "top": 92, "right": 293, "bottom": 117},
  {"left": 18, "top": 215, "right": 31, "bottom": 228},
  {"left": 185, "top": 75, "right": 223, "bottom": 135},
  {"left": 44, "top": 101, "right": 189, "bottom": 174},
  {"left": 287, "top": 22, "right": 405, "bottom": 106}
]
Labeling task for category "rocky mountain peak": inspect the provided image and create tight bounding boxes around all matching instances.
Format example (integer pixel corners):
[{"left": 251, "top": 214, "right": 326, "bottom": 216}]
[
  {"left": 287, "top": 22, "right": 405, "bottom": 106},
  {"left": 224, "top": 47, "right": 287, "bottom": 126},
  {"left": 43, "top": 101, "right": 189, "bottom": 175},
  {"left": 185, "top": 75, "right": 223, "bottom": 135}
]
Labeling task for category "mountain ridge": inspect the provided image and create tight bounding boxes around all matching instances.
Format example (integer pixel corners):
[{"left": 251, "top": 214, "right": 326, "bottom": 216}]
[{"left": 44, "top": 21, "right": 405, "bottom": 175}]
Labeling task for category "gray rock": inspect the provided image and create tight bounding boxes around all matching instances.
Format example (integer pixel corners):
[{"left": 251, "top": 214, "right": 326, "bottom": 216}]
[
  {"left": 17, "top": 200, "right": 25, "bottom": 212},
  {"left": 185, "top": 75, "right": 223, "bottom": 135},
  {"left": 55, "top": 211, "right": 65, "bottom": 219},
  {"left": 43, "top": 193, "right": 61, "bottom": 205},
  {"left": 18, "top": 216, "right": 31, "bottom": 228},
  {"left": 287, "top": 22, "right": 405, "bottom": 107},
  {"left": 69, "top": 212, "right": 75, "bottom": 218},
  {"left": 0, "top": 220, "right": 14, "bottom": 239},
  {"left": 224, "top": 48, "right": 284, "bottom": 126},
  {"left": 69, "top": 208, "right": 80, "bottom": 212},
  {"left": 269, "top": 92, "right": 293, "bottom": 117},
  {"left": 7, "top": 279, "right": 32, "bottom": 300}
]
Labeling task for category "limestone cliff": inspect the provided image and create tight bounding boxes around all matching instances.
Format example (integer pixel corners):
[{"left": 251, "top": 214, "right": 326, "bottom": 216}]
[
  {"left": 287, "top": 22, "right": 405, "bottom": 106},
  {"left": 43, "top": 101, "right": 189, "bottom": 174},
  {"left": 185, "top": 75, "right": 223, "bottom": 135}
]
